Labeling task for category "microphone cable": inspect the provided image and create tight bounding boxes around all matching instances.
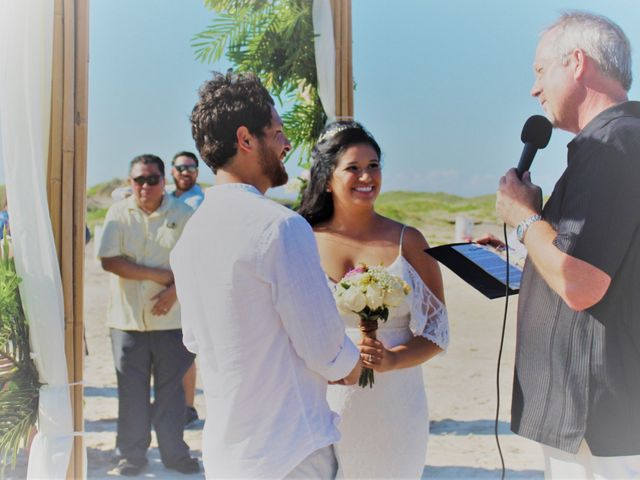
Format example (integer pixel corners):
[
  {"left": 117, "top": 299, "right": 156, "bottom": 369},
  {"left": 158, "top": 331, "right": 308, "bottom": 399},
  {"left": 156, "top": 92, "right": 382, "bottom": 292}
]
[{"left": 494, "top": 222, "right": 510, "bottom": 480}]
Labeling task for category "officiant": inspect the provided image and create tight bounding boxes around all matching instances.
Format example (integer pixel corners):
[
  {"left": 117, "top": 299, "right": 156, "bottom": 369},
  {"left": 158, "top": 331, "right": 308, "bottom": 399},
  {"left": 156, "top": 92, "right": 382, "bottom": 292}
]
[{"left": 495, "top": 11, "right": 640, "bottom": 478}]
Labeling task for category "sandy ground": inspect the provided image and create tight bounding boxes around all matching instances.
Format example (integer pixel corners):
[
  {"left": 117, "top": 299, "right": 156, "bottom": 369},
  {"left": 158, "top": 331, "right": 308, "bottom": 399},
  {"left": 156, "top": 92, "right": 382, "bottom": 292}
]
[{"left": 11, "top": 229, "right": 546, "bottom": 479}]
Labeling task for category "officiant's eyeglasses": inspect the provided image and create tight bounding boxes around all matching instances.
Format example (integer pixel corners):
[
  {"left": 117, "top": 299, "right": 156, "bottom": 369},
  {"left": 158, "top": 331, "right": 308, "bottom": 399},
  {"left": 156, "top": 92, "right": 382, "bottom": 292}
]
[
  {"left": 175, "top": 165, "right": 197, "bottom": 173},
  {"left": 132, "top": 174, "right": 162, "bottom": 186}
]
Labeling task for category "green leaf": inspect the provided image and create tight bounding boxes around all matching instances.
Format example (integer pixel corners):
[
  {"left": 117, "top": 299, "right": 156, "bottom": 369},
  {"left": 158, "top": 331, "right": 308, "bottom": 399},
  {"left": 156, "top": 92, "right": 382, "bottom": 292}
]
[
  {"left": 192, "top": 0, "right": 328, "bottom": 167},
  {"left": 0, "top": 249, "right": 40, "bottom": 471}
]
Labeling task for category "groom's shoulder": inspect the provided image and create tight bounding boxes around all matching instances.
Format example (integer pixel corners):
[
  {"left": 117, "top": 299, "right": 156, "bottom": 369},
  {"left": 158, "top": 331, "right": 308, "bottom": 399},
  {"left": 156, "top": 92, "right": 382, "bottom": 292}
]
[
  {"left": 261, "top": 199, "right": 311, "bottom": 235},
  {"left": 258, "top": 195, "right": 296, "bottom": 219}
]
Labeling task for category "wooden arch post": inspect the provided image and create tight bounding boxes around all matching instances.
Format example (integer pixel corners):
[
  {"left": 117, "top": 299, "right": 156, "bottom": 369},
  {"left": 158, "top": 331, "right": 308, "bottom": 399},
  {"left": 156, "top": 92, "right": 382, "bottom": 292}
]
[
  {"left": 330, "top": 0, "right": 353, "bottom": 119},
  {"left": 48, "top": 0, "right": 89, "bottom": 478}
]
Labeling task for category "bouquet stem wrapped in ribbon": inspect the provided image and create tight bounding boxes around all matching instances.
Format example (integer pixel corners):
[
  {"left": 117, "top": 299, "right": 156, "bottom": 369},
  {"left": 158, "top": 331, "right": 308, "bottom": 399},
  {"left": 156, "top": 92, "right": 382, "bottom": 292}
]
[
  {"left": 357, "top": 311, "right": 384, "bottom": 387},
  {"left": 333, "top": 264, "right": 410, "bottom": 388}
]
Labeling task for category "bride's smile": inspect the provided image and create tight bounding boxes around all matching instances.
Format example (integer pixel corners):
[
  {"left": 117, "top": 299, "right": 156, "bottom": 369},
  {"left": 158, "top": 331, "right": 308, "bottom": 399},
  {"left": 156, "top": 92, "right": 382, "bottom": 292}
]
[{"left": 327, "top": 143, "right": 382, "bottom": 204}]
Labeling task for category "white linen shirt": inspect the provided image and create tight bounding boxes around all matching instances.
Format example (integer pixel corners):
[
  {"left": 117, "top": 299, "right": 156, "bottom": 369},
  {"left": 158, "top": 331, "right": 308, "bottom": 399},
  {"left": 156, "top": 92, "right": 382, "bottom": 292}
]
[{"left": 170, "top": 183, "right": 359, "bottom": 479}]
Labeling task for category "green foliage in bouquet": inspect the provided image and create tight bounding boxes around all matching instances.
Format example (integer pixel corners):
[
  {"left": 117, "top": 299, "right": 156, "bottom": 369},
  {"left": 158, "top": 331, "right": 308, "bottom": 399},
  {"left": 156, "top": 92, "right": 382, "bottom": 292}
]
[
  {"left": 192, "top": 0, "right": 327, "bottom": 166},
  {"left": 0, "top": 236, "right": 40, "bottom": 469},
  {"left": 355, "top": 304, "right": 390, "bottom": 323}
]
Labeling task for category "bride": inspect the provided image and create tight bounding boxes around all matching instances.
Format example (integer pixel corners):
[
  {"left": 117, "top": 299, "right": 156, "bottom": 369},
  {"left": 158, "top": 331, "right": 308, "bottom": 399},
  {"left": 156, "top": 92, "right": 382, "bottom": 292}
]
[{"left": 298, "top": 121, "right": 449, "bottom": 479}]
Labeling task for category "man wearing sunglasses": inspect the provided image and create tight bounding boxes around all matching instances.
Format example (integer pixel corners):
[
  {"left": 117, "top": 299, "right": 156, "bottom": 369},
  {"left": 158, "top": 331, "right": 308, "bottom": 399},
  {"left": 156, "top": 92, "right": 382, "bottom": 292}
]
[
  {"left": 166, "top": 151, "right": 204, "bottom": 210},
  {"left": 98, "top": 154, "right": 200, "bottom": 476},
  {"left": 165, "top": 151, "right": 204, "bottom": 428},
  {"left": 111, "top": 151, "right": 204, "bottom": 208}
]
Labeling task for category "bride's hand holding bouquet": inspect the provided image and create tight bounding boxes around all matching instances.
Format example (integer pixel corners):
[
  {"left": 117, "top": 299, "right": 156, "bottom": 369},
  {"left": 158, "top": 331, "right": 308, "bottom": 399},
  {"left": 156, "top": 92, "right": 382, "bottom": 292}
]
[
  {"left": 358, "top": 336, "right": 395, "bottom": 373},
  {"left": 333, "top": 264, "right": 410, "bottom": 388}
]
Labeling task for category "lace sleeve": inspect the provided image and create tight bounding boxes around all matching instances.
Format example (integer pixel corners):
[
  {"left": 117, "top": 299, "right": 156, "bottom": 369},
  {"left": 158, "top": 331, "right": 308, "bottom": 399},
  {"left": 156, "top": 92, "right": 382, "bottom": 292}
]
[{"left": 405, "top": 260, "right": 449, "bottom": 351}]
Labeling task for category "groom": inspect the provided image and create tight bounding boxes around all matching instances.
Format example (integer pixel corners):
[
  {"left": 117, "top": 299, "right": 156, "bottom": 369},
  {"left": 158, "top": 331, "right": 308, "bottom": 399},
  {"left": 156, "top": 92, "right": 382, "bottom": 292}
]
[{"left": 170, "top": 71, "right": 362, "bottom": 479}]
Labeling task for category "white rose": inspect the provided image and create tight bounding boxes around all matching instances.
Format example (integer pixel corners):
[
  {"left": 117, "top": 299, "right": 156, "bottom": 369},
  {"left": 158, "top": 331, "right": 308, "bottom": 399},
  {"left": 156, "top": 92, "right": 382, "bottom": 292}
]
[
  {"left": 365, "top": 284, "right": 385, "bottom": 310},
  {"left": 341, "top": 286, "right": 367, "bottom": 313},
  {"left": 384, "top": 286, "right": 406, "bottom": 307},
  {"left": 336, "top": 302, "right": 352, "bottom": 316}
]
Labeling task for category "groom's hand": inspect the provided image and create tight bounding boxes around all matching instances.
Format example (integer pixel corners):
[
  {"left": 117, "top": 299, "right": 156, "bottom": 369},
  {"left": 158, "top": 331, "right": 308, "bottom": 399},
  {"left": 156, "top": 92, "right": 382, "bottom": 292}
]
[{"left": 329, "top": 359, "right": 363, "bottom": 386}]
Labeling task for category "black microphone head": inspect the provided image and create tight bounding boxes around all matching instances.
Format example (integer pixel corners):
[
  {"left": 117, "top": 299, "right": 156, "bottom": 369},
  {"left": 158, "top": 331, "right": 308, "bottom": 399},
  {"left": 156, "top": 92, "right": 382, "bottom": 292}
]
[{"left": 521, "top": 115, "right": 552, "bottom": 149}]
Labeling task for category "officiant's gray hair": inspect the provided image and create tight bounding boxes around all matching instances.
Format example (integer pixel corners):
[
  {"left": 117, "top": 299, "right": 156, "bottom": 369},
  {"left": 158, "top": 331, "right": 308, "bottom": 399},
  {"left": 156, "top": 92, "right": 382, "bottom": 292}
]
[
  {"left": 298, "top": 121, "right": 381, "bottom": 226},
  {"left": 543, "top": 11, "right": 632, "bottom": 91}
]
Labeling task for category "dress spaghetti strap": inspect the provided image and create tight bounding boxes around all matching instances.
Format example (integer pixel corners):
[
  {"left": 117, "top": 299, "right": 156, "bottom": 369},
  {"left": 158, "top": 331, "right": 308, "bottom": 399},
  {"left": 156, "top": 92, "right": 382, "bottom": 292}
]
[{"left": 398, "top": 224, "right": 407, "bottom": 257}]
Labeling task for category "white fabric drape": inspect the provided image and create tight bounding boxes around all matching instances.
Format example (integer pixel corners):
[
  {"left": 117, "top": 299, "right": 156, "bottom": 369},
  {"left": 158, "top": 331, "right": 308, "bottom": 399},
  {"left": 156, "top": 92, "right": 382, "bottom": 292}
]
[
  {"left": 0, "top": 1, "right": 75, "bottom": 478},
  {"left": 312, "top": 0, "right": 337, "bottom": 123}
]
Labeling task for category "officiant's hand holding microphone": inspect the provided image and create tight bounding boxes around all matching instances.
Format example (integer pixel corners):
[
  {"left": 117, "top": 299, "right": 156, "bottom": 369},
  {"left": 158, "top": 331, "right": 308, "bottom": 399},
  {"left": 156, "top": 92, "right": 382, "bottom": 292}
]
[
  {"left": 496, "top": 169, "right": 543, "bottom": 231},
  {"left": 495, "top": 114, "right": 551, "bottom": 241}
]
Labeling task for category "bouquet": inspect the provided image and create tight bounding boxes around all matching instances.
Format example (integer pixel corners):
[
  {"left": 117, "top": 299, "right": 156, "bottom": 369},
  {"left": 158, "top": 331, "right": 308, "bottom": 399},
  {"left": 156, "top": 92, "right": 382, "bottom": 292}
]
[{"left": 333, "top": 264, "right": 410, "bottom": 388}]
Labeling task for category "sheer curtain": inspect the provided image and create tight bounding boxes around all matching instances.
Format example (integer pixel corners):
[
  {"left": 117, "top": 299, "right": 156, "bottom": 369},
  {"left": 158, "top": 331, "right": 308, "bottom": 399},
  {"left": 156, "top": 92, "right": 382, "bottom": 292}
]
[
  {"left": 0, "top": 1, "right": 75, "bottom": 478},
  {"left": 313, "top": 0, "right": 336, "bottom": 123}
]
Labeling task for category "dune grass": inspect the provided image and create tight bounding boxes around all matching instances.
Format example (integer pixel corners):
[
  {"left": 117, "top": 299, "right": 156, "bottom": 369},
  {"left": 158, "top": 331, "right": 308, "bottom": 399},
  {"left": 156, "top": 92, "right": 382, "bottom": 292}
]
[{"left": 376, "top": 191, "right": 498, "bottom": 226}]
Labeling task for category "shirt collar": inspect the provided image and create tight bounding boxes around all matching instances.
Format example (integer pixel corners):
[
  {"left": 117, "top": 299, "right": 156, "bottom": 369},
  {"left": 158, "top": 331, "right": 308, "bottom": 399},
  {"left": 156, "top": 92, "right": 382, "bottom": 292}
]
[
  {"left": 212, "top": 183, "right": 262, "bottom": 196},
  {"left": 569, "top": 101, "right": 640, "bottom": 150},
  {"left": 166, "top": 183, "right": 202, "bottom": 197}
]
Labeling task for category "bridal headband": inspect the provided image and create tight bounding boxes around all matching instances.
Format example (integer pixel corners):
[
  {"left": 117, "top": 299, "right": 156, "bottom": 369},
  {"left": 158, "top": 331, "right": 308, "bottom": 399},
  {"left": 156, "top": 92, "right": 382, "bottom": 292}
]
[{"left": 317, "top": 121, "right": 362, "bottom": 144}]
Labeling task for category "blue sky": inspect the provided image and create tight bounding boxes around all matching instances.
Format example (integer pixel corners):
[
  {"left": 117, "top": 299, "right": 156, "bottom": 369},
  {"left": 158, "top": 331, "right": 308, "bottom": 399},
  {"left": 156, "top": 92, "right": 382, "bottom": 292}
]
[{"left": 83, "top": 0, "right": 640, "bottom": 198}]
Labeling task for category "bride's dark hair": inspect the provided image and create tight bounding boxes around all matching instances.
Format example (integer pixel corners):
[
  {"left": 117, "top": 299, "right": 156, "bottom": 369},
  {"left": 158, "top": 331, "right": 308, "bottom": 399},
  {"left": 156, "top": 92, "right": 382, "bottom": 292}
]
[{"left": 298, "top": 121, "right": 381, "bottom": 226}]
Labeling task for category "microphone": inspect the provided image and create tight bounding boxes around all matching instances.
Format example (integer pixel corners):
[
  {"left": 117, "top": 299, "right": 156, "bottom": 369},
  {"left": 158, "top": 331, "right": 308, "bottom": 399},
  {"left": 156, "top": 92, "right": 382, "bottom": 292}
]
[{"left": 516, "top": 115, "right": 553, "bottom": 178}]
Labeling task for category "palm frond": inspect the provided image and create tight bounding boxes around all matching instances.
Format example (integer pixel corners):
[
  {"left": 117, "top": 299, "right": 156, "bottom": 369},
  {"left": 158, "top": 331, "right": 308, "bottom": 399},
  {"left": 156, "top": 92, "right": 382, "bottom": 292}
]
[
  {"left": 0, "top": 243, "right": 40, "bottom": 471},
  {"left": 282, "top": 89, "right": 326, "bottom": 166},
  {"left": 194, "top": 0, "right": 324, "bottom": 157},
  {"left": 192, "top": 14, "right": 250, "bottom": 64},
  {"left": 0, "top": 358, "right": 39, "bottom": 469}
]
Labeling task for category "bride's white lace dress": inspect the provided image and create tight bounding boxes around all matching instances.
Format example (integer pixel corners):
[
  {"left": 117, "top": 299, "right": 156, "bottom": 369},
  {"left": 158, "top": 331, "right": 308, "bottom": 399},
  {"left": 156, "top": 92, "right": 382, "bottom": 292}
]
[{"left": 327, "top": 249, "right": 449, "bottom": 479}]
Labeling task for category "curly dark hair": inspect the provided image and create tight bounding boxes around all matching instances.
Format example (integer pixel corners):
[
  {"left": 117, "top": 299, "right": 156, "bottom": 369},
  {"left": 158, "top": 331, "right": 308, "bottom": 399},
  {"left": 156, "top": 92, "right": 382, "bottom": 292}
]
[
  {"left": 298, "top": 121, "right": 381, "bottom": 226},
  {"left": 191, "top": 70, "right": 275, "bottom": 173}
]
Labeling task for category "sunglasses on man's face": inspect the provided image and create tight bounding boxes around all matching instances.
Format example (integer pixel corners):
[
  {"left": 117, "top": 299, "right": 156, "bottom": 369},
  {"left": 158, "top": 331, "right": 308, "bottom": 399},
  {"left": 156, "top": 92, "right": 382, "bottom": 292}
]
[
  {"left": 174, "top": 165, "right": 197, "bottom": 173},
  {"left": 132, "top": 174, "right": 162, "bottom": 186}
]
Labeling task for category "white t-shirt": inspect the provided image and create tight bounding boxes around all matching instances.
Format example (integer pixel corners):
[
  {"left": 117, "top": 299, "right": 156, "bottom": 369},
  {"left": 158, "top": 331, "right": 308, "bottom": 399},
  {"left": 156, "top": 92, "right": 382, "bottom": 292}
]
[{"left": 170, "top": 183, "right": 359, "bottom": 479}]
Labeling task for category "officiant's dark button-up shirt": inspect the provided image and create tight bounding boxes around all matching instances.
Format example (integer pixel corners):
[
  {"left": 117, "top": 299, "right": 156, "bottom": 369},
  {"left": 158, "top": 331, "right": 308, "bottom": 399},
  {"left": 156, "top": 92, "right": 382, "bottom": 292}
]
[{"left": 511, "top": 101, "right": 640, "bottom": 456}]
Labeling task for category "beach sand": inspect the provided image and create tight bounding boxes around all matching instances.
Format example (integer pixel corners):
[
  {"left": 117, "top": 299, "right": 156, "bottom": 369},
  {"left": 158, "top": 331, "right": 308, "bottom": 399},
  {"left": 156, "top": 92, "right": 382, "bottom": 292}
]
[{"left": 11, "top": 232, "right": 545, "bottom": 479}]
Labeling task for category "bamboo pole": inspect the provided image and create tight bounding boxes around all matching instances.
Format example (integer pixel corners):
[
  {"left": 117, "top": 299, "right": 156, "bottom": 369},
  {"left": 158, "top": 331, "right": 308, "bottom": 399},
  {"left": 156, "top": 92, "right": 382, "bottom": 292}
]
[
  {"left": 49, "top": 1, "right": 64, "bottom": 255},
  {"left": 330, "top": 0, "right": 353, "bottom": 118},
  {"left": 72, "top": 0, "right": 89, "bottom": 477},
  {"left": 60, "top": 12, "right": 76, "bottom": 451},
  {"left": 331, "top": 0, "right": 342, "bottom": 115},
  {"left": 49, "top": 0, "right": 89, "bottom": 478}
]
